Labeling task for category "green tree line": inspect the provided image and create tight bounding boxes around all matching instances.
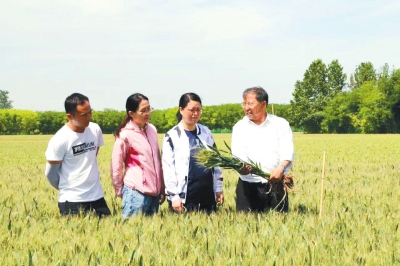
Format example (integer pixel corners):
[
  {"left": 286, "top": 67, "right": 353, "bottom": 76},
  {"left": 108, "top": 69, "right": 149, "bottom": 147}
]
[
  {"left": 2, "top": 60, "right": 399, "bottom": 134},
  {"left": 0, "top": 104, "right": 291, "bottom": 135}
]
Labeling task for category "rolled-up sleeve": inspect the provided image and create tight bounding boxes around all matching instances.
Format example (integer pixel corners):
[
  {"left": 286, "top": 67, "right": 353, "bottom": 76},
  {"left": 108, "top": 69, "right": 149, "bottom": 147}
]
[{"left": 279, "top": 121, "right": 294, "bottom": 168}]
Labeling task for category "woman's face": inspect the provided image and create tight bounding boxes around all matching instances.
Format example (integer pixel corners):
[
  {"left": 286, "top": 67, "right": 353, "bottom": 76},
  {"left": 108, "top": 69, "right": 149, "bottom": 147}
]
[
  {"left": 130, "top": 99, "right": 152, "bottom": 127},
  {"left": 180, "top": 100, "right": 202, "bottom": 126}
]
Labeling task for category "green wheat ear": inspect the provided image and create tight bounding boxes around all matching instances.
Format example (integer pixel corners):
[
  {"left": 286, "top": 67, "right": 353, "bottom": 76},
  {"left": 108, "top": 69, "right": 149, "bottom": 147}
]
[{"left": 223, "top": 140, "right": 232, "bottom": 153}]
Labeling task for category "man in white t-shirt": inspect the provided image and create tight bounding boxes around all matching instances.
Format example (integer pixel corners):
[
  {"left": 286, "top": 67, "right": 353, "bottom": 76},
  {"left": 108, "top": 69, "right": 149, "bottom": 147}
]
[
  {"left": 231, "top": 87, "right": 294, "bottom": 212},
  {"left": 45, "top": 93, "right": 111, "bottom": 217}
]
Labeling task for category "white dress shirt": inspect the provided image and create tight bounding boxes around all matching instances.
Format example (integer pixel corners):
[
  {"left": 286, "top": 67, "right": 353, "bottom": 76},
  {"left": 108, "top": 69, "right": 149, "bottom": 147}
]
[{"left": 231, "top": 114, "right": 294, "bottom": 183}]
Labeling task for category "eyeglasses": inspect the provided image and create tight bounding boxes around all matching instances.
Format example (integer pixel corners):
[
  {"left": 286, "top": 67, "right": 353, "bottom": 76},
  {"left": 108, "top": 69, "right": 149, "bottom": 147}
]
[
  {"left": 241, "top": 102, "right": 260, "bottom": 109},
  {"left": 187, "top": 108, "right": 202, "bottom": 115},
  {"left": 137, "top": 106, "right": 154, "bottom": 115}
]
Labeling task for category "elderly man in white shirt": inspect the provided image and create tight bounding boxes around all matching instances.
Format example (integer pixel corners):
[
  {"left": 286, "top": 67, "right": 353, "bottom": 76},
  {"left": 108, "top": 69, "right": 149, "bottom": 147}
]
[{"left": 231, "top": 87, "right": 294, "bottom": 212}]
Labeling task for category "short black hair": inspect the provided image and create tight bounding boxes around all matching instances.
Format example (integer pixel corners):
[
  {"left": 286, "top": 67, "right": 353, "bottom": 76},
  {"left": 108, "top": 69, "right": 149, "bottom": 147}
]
[{"left": 64, "top": 93, "right": 89, "bottom": 114}]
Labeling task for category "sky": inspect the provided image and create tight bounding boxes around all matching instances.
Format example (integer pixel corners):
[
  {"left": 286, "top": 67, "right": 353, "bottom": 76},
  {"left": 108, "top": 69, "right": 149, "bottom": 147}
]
[{"left": 1, "top": 0, "right": 400, "bottom": 112}]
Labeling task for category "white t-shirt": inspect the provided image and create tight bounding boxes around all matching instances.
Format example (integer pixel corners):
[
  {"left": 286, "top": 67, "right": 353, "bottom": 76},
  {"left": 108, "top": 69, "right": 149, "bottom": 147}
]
[
  {"left": 45, "top": 122, "right": 105, "bottom": 202},
  {"left": 231, "top": 114, "right": 294, "bottom": 183}
]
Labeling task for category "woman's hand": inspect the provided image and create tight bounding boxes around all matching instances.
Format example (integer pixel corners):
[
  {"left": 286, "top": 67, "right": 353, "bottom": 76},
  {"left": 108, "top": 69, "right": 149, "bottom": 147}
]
[
  {"left": 216, "top": 192, "right": 224, "bottom": 206},
  {"left": 159, "top": 193, "right": 166, "bottom": 205}
]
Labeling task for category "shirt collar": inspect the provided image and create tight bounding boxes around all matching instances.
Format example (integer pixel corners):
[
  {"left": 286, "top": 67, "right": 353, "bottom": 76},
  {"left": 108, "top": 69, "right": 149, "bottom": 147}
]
[
  {"left": 178, "top": 121, "right": 200, "bottom": 134},
  {"left": 245, "top": 112, "right": 271, "bottom": 127},
  {"left": 127, "top": 120, "right": 148, "bottom": 131}
]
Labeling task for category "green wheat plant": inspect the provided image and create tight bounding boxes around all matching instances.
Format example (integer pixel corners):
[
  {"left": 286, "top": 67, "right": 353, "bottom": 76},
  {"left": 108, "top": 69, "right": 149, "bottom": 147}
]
[
  {"left": 195, "top": 141, "right": 294, "bottom": 193},
  {"left": 0, "top": 134, "right": 399, "bottom": 265}
]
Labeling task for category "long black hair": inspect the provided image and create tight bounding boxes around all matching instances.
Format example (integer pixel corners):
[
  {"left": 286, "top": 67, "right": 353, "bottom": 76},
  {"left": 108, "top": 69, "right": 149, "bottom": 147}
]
[
  {"left": 176, "top": 93, "right": 202, "bottom": 122},
  {"left": 114, "top": 93, "right": 149, "bottom": 137}
]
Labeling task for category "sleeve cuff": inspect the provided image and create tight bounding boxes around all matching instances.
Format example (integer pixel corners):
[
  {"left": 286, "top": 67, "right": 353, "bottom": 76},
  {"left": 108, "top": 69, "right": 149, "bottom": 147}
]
[{"left": 170, "top": 194, "right": 181, "bottom": 202}]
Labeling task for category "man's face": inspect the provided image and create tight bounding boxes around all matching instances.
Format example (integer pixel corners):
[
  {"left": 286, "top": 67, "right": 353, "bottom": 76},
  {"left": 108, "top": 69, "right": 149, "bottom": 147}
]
[
  {"left": 69, "top": 100, "right": 92, "bottom": 129},
  {"left": 242, "top": 93, "right": 266, "bottom": 122}
]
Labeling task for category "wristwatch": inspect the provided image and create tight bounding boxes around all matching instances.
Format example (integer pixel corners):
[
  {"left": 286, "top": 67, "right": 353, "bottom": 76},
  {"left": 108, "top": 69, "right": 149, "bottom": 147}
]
[{"left": 279, "top": 164, "right": 287, "bottom": 172}]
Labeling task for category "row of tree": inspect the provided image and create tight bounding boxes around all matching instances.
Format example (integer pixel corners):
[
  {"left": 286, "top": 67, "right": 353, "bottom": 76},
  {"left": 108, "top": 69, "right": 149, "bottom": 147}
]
[
  {"left": 0, "top": 104, "right": 255, "bottom": 135},
  {"left": 1, "top": 60, "right": 399, "bottom": 134},
  {"left": 0, "top": 102, "right": 294, "bottom": 135},
  {"left": 290, "top": 61, "right": 400, "bottom": 133}
]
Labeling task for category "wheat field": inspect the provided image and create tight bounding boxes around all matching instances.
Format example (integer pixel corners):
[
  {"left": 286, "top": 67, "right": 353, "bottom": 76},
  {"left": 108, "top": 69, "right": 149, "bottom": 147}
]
[{"left": 0, "top": 134, "right": 399, "bottom": 265}]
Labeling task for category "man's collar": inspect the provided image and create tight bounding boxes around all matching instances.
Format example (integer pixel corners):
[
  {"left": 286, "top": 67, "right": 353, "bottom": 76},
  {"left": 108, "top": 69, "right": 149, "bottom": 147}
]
[{"left": 246, "top": 112, "right": 270, "bottom": 126}]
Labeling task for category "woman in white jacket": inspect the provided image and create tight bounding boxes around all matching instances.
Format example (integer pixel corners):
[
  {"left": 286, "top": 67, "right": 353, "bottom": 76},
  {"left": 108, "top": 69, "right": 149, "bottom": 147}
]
[{"left": 162, "top": 93, "right": 224, "bottom": 213}]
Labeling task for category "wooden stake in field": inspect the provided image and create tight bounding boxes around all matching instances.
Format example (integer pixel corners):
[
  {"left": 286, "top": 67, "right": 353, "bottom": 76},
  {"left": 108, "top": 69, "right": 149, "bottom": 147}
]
[{"left": 319, "top": 151, "right": 326, "bottom": 219}]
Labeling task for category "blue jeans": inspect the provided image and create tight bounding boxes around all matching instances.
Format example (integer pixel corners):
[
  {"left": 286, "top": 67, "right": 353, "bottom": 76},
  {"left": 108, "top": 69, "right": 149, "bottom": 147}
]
[{"left": 122, "top": 185, "right": 160, "bottom": 219}]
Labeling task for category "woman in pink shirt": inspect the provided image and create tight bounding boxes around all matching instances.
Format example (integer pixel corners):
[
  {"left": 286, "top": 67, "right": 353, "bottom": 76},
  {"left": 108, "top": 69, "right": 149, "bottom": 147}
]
[{"left": 110, "top": 93, "right": 165, "bottom": 218}]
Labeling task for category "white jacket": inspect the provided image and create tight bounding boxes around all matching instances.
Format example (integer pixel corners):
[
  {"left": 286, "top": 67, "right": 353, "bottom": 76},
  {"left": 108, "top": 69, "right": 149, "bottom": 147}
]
[{"left": 162, "top": 122, "right": 223, "bottom": 203}]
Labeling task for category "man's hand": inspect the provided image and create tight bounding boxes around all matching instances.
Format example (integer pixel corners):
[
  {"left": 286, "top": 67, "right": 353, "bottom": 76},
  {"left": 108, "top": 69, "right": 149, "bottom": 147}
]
[
  {"left": 239, "top": 164, "right": 252, "bottom": 175},
  {"left": 269, "top": 165, "right": 284, "bottom": 183},
  {"left": 172, "top": 199, "right": 184, "bottom": 213}
]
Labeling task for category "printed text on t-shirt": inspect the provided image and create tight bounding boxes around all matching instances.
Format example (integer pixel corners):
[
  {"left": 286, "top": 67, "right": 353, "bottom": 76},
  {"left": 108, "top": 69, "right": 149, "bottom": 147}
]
[{"left": 72, "top": 142, "right": 96, "bottom": 156}]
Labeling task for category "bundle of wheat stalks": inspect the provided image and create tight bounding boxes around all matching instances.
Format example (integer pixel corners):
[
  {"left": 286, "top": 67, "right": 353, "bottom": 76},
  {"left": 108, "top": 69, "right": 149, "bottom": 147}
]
[{"left": 195, "top": 141, "right": 294, "bottom": 194}]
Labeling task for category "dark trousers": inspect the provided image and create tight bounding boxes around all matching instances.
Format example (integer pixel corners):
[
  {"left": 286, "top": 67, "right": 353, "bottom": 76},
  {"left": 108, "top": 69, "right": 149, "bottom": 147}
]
[
  {"left": 235, "top": 178, "right": 289, "bottom": 213},
  {"left": 58, "top": 197, "right": 111, "bottom": 217}
]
